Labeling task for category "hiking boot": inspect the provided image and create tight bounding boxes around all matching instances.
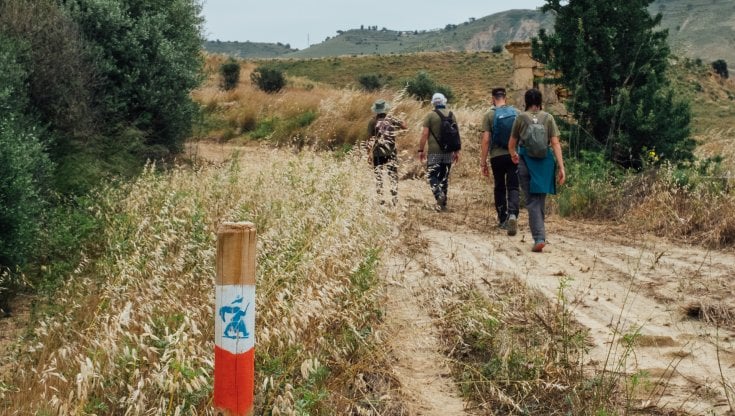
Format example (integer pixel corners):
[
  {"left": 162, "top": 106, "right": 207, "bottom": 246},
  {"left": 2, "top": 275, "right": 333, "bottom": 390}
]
[
  {"left": 498, "top": 220, "right": 508, "bottom": 230},
  {"left": 532, "top": 240, "right": 546, "bottom": 253},
  {"left": 437, "top": 194, "right": 447, "bottom": 211},
  {"left": 507, "top": 214, "right": 518, "bottom": 236}
]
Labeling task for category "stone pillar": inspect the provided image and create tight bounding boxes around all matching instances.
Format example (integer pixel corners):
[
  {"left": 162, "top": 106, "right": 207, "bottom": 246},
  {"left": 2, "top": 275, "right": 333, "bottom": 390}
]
[{"left": 505, "top": 41, "right": 536, "bottom": 91}]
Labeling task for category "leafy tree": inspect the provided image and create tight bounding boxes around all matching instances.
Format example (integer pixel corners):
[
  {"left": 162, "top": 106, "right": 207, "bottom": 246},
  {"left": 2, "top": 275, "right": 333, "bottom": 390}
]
[
  {"left": 64, "top": 0, "right": 204, "bottom": 153},
  {"left": 251, "top": 66, "right": 286, "bottom": 93},
  {"left": 0, "top": 0, "right": 97, "bottom": 142},
  {"left": 220, "top": 58, "right": 241, "bottom": 90},
  {"left": 405, "top": 71, "right": 454, "bottom": 102},
  {"left": 712, "top": 59, "right": 729, "bottom": 79},
  {"left": 0, "top": 34, "right": 52, "bottom": 271},
  {"left": 533, "top": 0, "right": 694, "bottom": 167}
]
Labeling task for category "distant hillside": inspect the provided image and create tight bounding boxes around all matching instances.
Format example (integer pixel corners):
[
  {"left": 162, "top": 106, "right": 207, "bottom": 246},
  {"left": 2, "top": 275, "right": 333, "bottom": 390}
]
[
  {"left": 202, "top": 9, "right": 553, "bottom": 59},
  {"left": 285, "top": 9, "right": 554, "bottom": 58},
  {"left": 650, "top": 0, "right": 735, "bottom": 65},
  {"left": 203, "top": 40, "right": 297, "bottom": 58},
  {"left": 204, "top": 2, "right": 735, "bottom": 64}
]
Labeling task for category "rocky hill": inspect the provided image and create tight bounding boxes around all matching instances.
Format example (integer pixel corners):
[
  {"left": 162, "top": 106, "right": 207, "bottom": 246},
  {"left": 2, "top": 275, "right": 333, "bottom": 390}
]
[{"left": 204, "top": 1, "right": 735, "bottom": 64}]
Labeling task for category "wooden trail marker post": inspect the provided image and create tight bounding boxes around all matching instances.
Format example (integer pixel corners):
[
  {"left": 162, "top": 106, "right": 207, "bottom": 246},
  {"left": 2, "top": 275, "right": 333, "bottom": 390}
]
[{"left": 214, "top": 222, "right": 256, "bottom": 416}]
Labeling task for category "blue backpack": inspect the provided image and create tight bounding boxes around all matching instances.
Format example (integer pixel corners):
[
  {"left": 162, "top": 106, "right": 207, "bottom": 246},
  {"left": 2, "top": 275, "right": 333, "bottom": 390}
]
[{"left": 491, "top": 106, "right": 517, "bottom": 149}]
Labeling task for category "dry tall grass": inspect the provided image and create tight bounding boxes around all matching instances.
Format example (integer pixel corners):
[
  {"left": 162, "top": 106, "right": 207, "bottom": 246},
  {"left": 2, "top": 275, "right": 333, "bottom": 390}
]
[
  {"left": 195, "top": 55, "right": 735, "bottom": 248},
  {"left": 0, "top": 148, "right": 401, "bottom": 414}
]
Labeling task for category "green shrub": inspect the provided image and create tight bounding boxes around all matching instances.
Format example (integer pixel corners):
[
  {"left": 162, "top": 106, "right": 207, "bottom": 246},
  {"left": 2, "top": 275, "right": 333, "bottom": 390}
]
[
  {"left": 491, "top": 44, "right": 503, "bottom": 53},
  {"left": 64, "top": 0, "right": 204, "bottom": 153},
  {"left": 557, "top": 151, "right": 625, "bottom": 218},
  {"left": 220, "top": 58, "right": 241, "bottom": 90},
  {"left": 0, "top": 121, "right": 52, "bottom": 270},
  {"left": 0, "top": 34, "right": 53, "bottom": 272},
  {"left": 712, "top": 59, "right": 729, "bottom": 79},
  {"left": 0, "top": 0, "right": 96, "bottom": 139},
  {"left": 357, "top": 73, "right": 383, "bottom": 91},
  {"left": 405, "top": 71, "right": 454, "bottom": 102},
  {"left": 251, "top": 66, "right": 286, "bottom": 93}
]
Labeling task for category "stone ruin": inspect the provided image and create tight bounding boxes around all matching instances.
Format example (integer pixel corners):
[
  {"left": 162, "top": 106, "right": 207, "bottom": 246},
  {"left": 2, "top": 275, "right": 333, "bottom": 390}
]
[{"left": 505, "top": 41, "right": 569, "bottom": 115}]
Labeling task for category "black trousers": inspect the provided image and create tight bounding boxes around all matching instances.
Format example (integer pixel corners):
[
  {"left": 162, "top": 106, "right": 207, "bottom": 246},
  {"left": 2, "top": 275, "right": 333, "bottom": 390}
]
[{"left": 490, "top": 154, "right": 520, "bottom": 223}]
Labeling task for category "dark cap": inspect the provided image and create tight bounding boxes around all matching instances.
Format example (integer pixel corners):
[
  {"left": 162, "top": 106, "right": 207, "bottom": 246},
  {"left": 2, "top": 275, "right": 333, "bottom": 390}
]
[{"left": 491, "top": 87, "right": 506, "bottom": 97}]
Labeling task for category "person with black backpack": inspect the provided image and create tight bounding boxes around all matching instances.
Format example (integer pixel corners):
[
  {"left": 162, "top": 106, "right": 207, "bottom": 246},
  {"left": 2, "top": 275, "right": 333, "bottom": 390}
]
[
  {"left": 481, "top": 87, "right": 520, "bottom": 235},
  {"left": 367, "top": 99, "right": 406, "bottom": 205},
  {"left": 417, "top": 92, "right": 461, "bottom": 211},
  {"left": 508, "top": 88, "right": 566, "bottom": 253}
]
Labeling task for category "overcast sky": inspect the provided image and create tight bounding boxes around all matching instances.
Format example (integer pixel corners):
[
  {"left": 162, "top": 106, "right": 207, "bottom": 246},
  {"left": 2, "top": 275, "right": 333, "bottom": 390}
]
[{"left": 201, "top": 1, "right": 548, "bottom": 50}]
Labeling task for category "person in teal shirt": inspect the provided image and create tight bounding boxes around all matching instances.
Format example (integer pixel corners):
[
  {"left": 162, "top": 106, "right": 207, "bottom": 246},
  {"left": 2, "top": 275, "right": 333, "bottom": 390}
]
[{"left": 508, "top": 89, "right": 566, "bottom": 252}]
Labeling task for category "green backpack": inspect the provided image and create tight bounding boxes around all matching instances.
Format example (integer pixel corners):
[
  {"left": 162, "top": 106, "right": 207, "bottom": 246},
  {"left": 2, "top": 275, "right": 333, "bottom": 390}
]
[{"left": 520, "top": 112, "right": 549, "bottom": 159}]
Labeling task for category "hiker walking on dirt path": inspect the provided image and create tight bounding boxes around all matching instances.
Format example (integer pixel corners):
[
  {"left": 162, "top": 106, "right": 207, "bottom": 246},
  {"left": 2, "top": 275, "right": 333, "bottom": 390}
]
[
  {"left": 508, "top": 88, "right": 566, "bottom": 252},
  {"left": 481, "top": 87, "right": 520, "bottom": 236},
  {"left": 367, "top": 99, "right": 406, "bottom": 205},
  {"left": 417, "top": 92, "right": 461, "bottom": 212}
]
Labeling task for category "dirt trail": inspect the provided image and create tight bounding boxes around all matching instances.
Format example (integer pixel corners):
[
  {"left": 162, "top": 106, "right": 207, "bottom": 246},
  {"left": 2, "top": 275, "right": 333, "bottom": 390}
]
[
  {"left": 188, "top": 142, "right": 735, "bottom": 415},
  {"left": 384, "top": 254, "right": 469, "bottom": 415},
  {"left": 395, "top": 173, "right": 735, "bottom": 415}
]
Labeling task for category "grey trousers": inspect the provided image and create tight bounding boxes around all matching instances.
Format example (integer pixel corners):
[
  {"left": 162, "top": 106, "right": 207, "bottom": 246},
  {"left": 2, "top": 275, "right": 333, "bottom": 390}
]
[{"left": 518, "top": 158, "right": 546, "bottom": 243}]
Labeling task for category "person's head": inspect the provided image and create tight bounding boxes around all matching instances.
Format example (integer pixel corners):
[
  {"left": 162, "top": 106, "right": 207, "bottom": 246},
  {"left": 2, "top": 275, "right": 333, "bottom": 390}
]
[
  {"left": 491, "top": 87, "right": 507, "bottom": 106},
  {"left": 371, "top": 99, "right": 390, "bottom": 115},
  {"left": 524, "top": 88, "right": 543, "bottom": 111},
  {"left": 431, "top": 92, "right": 447, "bottom": 107}
]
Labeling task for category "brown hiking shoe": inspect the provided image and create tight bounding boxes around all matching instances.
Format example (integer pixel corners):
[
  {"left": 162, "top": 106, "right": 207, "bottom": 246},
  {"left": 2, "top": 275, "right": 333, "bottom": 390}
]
[{"left": 532, "top": 240, "right": 546, "bottom": 253}]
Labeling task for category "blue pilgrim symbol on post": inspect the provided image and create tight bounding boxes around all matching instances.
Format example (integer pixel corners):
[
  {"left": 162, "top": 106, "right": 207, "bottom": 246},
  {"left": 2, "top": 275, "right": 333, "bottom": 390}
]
[{"left": 219, "top": 295, "right": 251, "bottom": 339}]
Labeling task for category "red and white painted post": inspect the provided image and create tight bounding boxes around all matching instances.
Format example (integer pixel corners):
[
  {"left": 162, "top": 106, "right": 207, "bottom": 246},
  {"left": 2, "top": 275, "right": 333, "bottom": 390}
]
[{"left": 214, "top": 222, "right": 256, "bottom": 416}]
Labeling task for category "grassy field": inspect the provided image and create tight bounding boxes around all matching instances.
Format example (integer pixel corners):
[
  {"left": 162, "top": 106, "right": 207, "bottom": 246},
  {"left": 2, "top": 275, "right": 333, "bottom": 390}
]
[
  {"left": 228, "top": 51, "right": 735, "bottom": 138},
  {"left": 257, "top": 51, "right": 514, "bottom": 106}
]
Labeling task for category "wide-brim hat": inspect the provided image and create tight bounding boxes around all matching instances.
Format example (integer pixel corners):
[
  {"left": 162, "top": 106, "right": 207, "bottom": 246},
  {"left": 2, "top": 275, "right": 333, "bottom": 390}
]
[{"left": 371, "top": 99, "right": 391, "bottom": 113}]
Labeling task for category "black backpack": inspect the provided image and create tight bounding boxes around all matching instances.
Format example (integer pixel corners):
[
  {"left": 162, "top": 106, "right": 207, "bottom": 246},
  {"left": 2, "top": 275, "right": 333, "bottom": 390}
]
[{"left": 432, "top": 109, "right": 461, "bottom": 152}]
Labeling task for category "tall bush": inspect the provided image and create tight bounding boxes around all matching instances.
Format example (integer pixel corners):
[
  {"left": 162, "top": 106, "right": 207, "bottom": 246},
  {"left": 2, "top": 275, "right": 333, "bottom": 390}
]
[
  {"left": 405, "top": 71, "right": 454, "bottom": 102},
  {"left": 220, "top": 57, "right": 241, "bottom": 90},
  {"left": 712, "top": 59, "right": 729, "bottom": 79},
  {"left": 64, "top": 0, "right": 204, "bottom": 153},
  {"left": 0, "top": 0, "right": 97, "bottom": 140},
  {"left": 0, "top": 35, "right": 52, "bottom": 272},
  {"left": 251, "top": 65, "right": 286, "bottom": 93},
  {"left": 358, "top": 73, "right": 383, "bottom": 91}
]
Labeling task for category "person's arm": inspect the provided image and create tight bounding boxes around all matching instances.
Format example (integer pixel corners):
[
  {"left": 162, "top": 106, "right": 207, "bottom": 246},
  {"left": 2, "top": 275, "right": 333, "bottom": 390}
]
[
  {"left": 550, "top": 135, "right": 566, "bottom": 185},
  {"left": 418, "top": 127, "right": 430, "bottom": 162},
  {"left": 508, "top": 135, "right": 519, "bottom": 165},
  {"left": 480, "top": 131, "right": 490, "bottom": 177}
]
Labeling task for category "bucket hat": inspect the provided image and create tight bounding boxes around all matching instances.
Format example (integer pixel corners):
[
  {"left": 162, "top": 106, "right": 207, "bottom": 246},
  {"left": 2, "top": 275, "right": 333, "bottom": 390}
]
[{"left": 371, "top": 99, "right": 391, "bottom": 114}]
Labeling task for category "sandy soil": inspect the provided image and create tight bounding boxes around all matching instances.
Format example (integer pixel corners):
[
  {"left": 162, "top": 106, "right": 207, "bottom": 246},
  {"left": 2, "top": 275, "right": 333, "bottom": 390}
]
[{"left": 388, "top": 170, "right": 735, "bottom": 415}]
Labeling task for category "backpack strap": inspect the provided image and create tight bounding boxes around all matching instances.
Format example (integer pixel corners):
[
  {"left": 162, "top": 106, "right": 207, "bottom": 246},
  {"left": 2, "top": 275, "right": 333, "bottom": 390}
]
[{"left": 429, "top": 109, "right": 446, "bottom": 141}]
